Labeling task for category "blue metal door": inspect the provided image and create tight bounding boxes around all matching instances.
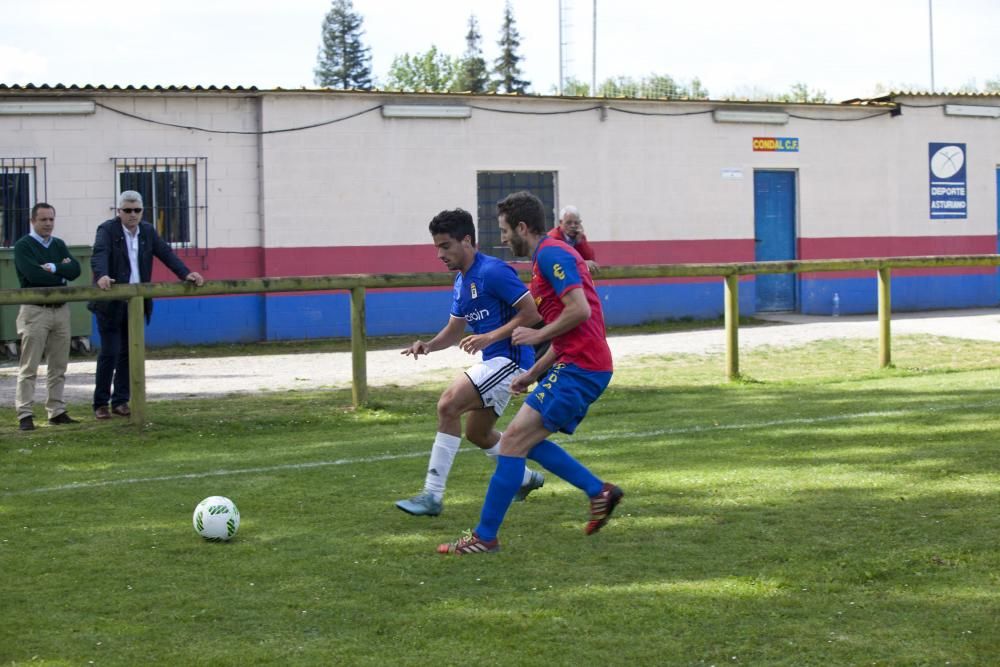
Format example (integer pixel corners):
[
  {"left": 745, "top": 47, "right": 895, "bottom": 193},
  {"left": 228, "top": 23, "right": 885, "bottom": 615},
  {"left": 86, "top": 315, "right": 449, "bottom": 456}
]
[{"left": 754, "top": 170, "right": 797, "bottom": 311}]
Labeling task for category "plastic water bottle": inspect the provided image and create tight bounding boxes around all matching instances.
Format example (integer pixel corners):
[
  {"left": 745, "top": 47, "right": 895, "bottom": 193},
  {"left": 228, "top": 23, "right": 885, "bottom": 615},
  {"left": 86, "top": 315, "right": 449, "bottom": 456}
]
[{"left": 832, "top": 292, "right": 841, "bottom": 317}]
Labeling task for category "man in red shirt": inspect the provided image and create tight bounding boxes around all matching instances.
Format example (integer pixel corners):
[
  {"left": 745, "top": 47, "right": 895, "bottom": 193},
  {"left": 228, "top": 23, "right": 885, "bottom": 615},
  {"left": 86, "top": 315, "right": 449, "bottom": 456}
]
[{"left": 547, "top": 205, "right": 599, "bottom": 274}]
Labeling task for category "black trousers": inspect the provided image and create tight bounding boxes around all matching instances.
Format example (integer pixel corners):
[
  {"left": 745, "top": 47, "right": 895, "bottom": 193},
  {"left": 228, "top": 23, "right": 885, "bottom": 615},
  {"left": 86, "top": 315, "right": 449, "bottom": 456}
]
[{"left": 93, "top": 310, "right": 130, "bottom": 409}]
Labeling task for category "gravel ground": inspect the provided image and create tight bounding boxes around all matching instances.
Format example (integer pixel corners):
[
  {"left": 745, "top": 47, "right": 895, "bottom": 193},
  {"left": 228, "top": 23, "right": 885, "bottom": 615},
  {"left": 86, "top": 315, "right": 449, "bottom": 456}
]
[{"left": 3, "top": 308, "right": 1000, "bottom": 406}]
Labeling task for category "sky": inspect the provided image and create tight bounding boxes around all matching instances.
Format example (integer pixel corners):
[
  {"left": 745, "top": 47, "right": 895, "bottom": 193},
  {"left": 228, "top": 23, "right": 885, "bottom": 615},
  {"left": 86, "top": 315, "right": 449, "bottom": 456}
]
[{"left": 1, "top": 0, "right": 998, "bottom": 101}]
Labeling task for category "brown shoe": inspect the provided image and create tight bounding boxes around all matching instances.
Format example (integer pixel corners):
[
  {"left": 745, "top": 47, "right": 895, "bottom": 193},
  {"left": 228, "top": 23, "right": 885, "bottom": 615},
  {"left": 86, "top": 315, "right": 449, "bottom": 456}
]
[
  {"left": 95, "top": 406, "right": 111, "bottom": 420},
  {"left": 111, "top": 404, "right": 131, "bottom": 417}
]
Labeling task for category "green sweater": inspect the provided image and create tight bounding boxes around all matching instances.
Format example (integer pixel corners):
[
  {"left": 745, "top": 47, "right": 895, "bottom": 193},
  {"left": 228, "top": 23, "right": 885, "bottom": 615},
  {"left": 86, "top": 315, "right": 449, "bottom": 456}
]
[{"left": 13, "top": 235, "right": 81, "bottom": 288}]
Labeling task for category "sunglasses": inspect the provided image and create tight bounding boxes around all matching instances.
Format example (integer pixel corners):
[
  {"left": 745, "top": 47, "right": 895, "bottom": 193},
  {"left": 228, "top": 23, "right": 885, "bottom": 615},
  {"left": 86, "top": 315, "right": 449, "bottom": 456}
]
[{"left": 119, "top": 208, "right": 143, "bottom": 214}]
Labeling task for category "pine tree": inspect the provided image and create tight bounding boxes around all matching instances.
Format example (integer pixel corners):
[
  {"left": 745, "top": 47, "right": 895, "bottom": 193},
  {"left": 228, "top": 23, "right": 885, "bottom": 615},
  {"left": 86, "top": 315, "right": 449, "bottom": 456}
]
[
  {"left": 454, "top": 14, "right": 489, "bottom": 93},
  {"left": 490, "top": 1, "right": 530, "bottom": 94},
  {"left": 314, "top": 0, "right": 373, "bottom": 90}
]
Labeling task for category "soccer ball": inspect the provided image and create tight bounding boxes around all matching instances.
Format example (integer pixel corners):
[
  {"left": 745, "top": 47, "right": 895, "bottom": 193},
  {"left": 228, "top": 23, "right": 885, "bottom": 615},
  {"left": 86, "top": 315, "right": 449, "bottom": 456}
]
[{"left": 192, "top": 496, "right": 240, "bottom": 542}]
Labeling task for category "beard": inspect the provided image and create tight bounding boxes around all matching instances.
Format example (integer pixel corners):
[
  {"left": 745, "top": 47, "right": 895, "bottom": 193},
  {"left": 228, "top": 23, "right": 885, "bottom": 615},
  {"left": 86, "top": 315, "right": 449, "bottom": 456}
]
[{"left": 510, "top": 235, "right": 530, "bottom": 257}]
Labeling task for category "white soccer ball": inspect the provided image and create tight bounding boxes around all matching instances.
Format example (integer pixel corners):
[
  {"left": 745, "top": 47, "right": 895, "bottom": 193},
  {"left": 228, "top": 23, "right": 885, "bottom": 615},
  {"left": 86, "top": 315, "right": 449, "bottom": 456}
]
[{"left": 192, "top": 496, "right": 240, "bottom": 542}]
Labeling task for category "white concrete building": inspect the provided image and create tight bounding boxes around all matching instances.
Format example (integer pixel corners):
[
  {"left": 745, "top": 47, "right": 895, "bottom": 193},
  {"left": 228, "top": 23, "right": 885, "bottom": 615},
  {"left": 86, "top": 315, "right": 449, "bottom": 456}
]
[{"left": 1, "top": 85, "right": 997, "bottom": 345}]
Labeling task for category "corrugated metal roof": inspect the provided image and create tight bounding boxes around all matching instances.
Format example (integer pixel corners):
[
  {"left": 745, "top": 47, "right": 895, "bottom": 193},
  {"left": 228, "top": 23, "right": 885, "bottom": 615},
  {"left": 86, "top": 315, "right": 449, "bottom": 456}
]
[
  {"left": 1, "top": 84, "right": 996, "bottom": 106},
  {"left": 0, "top": 83, "right": 259, "bottom": 92},
  {"left": 846, "top": 91, "right": 1000, "bottom": 104},
  {"left": 888, "top": 90, "right": 1000, "bottom": 97}
]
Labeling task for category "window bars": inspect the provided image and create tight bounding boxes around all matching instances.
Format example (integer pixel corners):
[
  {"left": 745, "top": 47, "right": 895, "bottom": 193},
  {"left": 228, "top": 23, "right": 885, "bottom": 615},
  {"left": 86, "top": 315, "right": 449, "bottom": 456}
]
[
  {"left": 112, "top": 157, "right": 208, "bottom": 258},
  {"left": 0, "top": 157, "right": 46, "bottom": 247},
  {"left": 475, "top": 171, "right": 557, "bottom": 261}
]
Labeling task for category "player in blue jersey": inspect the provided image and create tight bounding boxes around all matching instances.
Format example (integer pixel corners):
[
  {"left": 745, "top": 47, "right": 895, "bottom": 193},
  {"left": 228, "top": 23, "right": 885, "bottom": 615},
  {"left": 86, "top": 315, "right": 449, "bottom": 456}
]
[
  {"left": 396, "top": 208, "right": 546, "bottom": 517},
  {"left": 438, "top": 191, "right": 622, "bottom": 555}
]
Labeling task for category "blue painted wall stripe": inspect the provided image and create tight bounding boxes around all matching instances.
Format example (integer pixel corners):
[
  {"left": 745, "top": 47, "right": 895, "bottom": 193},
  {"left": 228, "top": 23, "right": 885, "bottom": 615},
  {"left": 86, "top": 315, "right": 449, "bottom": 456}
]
[{"left": 90, "top": 275, "right": 999, "bottom": 348}]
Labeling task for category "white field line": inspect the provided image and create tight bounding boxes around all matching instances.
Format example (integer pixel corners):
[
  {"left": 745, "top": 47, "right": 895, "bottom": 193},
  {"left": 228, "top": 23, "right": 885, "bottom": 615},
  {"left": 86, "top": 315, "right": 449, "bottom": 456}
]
[
  {"left": 579, "top": 410, "right": 907, "bottom": 441},
  {"left": 4, "top": 450, "right": 431, "bottom": 496},
  {"left": 6, "top": 399, "right": 994, "bottom": 497}
]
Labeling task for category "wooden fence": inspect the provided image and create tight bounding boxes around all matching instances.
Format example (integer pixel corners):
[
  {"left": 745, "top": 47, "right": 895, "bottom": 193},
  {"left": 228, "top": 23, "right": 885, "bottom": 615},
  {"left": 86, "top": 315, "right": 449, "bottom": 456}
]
[{"left": 2, "top": 255, "right": 999, "bottom": 427}]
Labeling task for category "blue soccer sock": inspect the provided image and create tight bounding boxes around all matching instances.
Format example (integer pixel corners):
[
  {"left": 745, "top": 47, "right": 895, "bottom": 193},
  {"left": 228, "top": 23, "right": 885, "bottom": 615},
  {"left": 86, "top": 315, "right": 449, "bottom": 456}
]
[
  {"left": 527, "top": 439, "right": 603, "bottom": 497},
  {"left": 475, "top": 455, "right": 525, "bottom": 542}
]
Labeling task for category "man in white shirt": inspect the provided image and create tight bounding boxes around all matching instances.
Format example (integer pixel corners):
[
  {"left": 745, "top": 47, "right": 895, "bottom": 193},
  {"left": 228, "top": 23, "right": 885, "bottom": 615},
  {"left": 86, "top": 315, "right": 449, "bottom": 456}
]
[{"left": 88, "top": 191, "right": 204, "bottom": 419}]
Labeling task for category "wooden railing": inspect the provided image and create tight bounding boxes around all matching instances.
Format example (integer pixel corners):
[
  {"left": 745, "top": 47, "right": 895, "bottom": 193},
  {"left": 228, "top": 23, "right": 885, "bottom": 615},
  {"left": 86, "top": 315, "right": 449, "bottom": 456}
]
[{"left": 2, "top": 255, "right": 999, "bottom": 426}]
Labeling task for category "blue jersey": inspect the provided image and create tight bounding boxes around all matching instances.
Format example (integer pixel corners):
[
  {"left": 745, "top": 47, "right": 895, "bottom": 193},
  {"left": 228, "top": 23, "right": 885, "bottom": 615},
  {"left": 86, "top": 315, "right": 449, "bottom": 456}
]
[{"left": 450, "top": 252, "right": 534, "bottom": 368}]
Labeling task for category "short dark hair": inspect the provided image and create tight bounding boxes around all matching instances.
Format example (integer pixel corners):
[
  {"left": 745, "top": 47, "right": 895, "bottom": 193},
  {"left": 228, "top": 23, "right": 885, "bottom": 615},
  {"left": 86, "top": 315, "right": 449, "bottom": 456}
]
[
  {"left": 31, "top": 202, "right": 55, "bottom": 219},
  {"left": 428, "top": 208, "right": 476, "bottom": 245},
  {"left": 497, "top": 191, "right": 546, "bottom": 235}
]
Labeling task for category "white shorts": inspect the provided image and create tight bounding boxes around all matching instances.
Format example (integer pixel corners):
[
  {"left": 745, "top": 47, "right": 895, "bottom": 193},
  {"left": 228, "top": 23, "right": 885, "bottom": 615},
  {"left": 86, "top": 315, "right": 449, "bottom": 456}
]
[{"left": 464, "top": 356, "right": 526, "bottom": 417}]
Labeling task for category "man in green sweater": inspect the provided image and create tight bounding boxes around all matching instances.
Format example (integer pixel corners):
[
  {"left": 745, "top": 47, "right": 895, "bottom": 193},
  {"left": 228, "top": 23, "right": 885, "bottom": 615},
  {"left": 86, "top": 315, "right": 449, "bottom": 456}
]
[{"left": 14, "top": 203, "right": 81, "bottom": 431}]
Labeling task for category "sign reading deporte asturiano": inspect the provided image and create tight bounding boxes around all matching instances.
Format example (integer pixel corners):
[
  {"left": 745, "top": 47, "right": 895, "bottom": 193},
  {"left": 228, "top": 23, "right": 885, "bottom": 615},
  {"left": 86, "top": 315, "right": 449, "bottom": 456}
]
[
  {"left": 928, "top": 142, "right": 967, "bottom": 220},
  {"left": 752, "top": 137, "right": 799, "bottom": 152}
]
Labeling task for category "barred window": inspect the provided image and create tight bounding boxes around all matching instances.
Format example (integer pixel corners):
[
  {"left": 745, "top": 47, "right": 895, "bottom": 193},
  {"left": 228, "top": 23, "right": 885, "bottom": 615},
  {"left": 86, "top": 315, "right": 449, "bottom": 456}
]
[
  {"left": 1, "top": 157, "right": 46, "bottom": 247},
  {"left": 476, "top": 171, "right": 557, "bottom": 260},
  {"left": 113, "top": 157, "right": 207, "bottom": 248}
]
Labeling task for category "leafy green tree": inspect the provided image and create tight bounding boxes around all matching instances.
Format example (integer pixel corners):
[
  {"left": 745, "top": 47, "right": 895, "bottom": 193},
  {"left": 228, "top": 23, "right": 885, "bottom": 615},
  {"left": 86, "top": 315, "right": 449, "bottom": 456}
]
[
  {"left": 557, "top": 77, "right": 590, "bottom": 96},
  {"left": 598, "top": 76, "right": 639, "bottom": 98},
  {"left": 721, "top": 83, "right": 830, "bottom": 102},
  {"left": 688, "top": 77, "right": 710, "bottom": 100},
  {"left": 781, "top": 82, "right": 831, "bottom": 103},
  {"left": 314, "top": 0, "right": 373, "bottom": 89},
  {"left": 454, "top": 15, "right": 489, "bottom": 93},
  {"left": 595, "top": 73, "right": 706, "bottom": 99},
  {"left": 490, "top": 1, "right": 530, "bottom": 94},
  {"left": 384, "top": 46, "right": 458, "bottom": 92},
  {"left": 720, "top": 84, "right": 781, "bottom": 101},
  {"left": 642, "top": 74, "right": 679, "bottom": 98},
  {"left": 985, "top": 77, "right": 1000, "bottom": 93}
]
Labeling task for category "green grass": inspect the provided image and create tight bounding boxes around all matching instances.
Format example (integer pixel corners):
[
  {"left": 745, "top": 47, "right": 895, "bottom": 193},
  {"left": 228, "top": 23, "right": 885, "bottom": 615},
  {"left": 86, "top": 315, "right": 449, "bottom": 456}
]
[{"left": 2, "top": 335, "right": 999, "bottom": 665}]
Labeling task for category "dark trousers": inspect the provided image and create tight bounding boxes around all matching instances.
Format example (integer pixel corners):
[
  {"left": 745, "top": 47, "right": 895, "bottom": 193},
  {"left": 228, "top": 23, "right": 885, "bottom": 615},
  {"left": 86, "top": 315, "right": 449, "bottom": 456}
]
[{"left": 94, "top": 310, "right": 130, "bottom": 409}]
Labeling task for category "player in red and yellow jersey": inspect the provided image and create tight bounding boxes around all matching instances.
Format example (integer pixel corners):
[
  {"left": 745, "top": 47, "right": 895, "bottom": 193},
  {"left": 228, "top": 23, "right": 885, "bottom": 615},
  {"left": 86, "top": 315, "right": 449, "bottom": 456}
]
[{"left": 438, "top": 191, "right": 623, "bottom": 555}]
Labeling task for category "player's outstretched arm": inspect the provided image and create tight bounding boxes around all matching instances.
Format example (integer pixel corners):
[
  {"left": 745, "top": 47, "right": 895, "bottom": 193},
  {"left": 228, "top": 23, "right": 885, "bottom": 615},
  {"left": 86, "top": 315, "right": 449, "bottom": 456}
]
[{"left": 401, "top": 340, "right": 431, "bottom": 358}]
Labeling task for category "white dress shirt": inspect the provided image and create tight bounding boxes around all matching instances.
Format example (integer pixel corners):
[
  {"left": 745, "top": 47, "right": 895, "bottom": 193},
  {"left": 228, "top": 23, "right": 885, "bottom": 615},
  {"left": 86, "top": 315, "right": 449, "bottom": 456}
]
[{"left": 122, "top": 223, "right": 141, "bottom": 284}]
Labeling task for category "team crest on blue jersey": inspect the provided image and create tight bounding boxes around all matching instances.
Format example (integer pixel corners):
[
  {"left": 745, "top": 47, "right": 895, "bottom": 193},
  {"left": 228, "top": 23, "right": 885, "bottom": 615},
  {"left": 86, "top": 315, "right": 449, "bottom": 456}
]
[{"left": 470, "top": 282, "right": 478, "bottom": 299}]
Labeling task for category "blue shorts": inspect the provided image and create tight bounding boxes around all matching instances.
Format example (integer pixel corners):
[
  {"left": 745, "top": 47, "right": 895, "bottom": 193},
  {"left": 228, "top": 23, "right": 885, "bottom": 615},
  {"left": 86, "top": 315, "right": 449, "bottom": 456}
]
[{"left": 524, "top": 363, "right": 612, "bottom": 434}]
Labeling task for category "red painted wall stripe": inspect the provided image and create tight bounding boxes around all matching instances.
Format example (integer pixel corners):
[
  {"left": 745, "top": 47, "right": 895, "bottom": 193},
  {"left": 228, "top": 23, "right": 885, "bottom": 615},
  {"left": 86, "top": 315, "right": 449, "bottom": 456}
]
[
  {"left": 150, "top": 247, "right": 262, "bottom": 282},
  {"left": 149, "top": 236, "right": 996, "bottom": 282},
  {"left": 799, "top": 236, "right": 996, "bottom": 278}
]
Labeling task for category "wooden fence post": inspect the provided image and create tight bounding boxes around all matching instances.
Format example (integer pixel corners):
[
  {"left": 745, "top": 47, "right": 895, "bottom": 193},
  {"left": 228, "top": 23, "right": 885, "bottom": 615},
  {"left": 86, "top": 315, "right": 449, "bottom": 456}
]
[
  {"left": 350, "top": 286, "right": 367, "bottom": 407},
  {"left": 725, "top": 274, "right": 740, "bottom": 380},
  {"left": 878, "top": 267, "right": 892, "bottom": 368},
  {"left": 127, "top": 296, "right": 147, "bottom": 427}
]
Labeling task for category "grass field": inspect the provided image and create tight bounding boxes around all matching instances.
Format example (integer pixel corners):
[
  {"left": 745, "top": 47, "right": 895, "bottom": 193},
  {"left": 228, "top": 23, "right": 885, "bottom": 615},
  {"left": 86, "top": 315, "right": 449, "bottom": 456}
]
[{"left": 2, "top": 335, "right": 999, "bottom": 665}]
